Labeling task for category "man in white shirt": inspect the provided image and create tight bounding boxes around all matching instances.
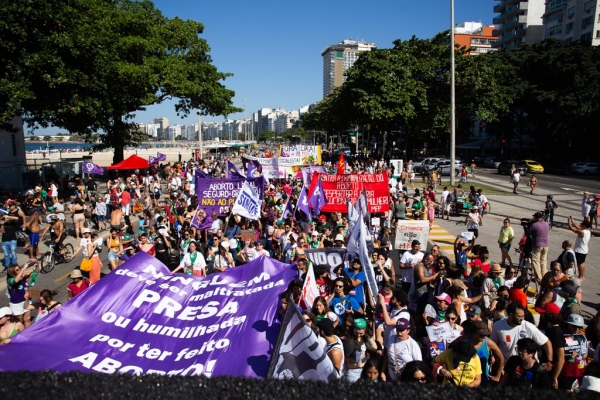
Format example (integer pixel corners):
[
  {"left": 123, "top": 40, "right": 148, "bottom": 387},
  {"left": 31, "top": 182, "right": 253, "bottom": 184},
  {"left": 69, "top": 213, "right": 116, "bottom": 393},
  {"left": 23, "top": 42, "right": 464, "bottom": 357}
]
[
  {"left": 490, "top": 302, "right": 552, "bottom": 364},
  {"left": 441, "top": 186, "right": 450, "bottom": 221},
  {"left": 399, "top": 240, "right": 424, "bottom": 293}
]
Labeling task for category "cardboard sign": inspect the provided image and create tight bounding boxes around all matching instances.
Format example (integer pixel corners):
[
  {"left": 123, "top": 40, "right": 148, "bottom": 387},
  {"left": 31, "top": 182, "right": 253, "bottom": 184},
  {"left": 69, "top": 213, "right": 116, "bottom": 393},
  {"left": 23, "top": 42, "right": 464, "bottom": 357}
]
[
  {"left": 371, "top": 217, "right": 381, "bottom": 227},
  {"left": 425, "top": 321, "right": 458, "bottom": 343},
  {"left": 394, "top": 220, "right": 430, "bottom": 250},
  {"left": 27, "top": 287, "right": 41, "bottom": 300},
  {"left": 460, "top": 231, "right": 474, "bottom": 240},
  {"left": 241, "top": 229, "right": 256, "bottom": 242}
]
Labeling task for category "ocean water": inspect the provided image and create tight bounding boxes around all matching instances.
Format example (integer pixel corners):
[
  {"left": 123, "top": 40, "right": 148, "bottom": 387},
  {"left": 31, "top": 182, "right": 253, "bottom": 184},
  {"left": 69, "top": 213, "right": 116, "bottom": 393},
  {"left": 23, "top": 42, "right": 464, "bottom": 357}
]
[{"left": 26, "top": 143, "right": 94, "bottom": 151}]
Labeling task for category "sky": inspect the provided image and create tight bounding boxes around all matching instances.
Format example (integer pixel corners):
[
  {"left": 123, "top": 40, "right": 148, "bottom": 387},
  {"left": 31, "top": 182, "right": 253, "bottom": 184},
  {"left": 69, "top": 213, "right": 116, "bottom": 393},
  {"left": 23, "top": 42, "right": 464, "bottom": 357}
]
[{"left": 37, "top": 0, "right": 495, "bottom": 133}]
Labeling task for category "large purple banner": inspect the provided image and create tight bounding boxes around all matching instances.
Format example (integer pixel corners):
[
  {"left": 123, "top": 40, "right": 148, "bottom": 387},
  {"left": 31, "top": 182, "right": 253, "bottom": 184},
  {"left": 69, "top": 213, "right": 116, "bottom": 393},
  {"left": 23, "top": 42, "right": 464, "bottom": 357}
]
[
  {"left": 194, "top": 172, "right": 265, "bottom": 216},
  {"left": 0, "top": 252, "right": 296, "bottom": 377}
]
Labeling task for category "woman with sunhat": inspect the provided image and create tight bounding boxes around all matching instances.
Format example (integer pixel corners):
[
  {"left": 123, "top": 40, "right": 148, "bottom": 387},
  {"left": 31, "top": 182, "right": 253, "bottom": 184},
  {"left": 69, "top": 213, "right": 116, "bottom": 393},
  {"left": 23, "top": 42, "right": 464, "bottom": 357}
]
[
  {"left": 0, "top": 307, "right": 24, "bottom": 345},
  {"left": 67, "top": 270, "right": 90, "bottom": 300}
]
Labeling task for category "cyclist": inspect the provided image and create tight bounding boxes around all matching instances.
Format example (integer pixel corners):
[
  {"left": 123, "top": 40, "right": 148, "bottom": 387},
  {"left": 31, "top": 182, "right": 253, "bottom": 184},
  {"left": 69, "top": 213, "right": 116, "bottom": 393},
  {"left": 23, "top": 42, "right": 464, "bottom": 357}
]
[{"left": 40, "top": 216, "right": 67, "bottom": 261}]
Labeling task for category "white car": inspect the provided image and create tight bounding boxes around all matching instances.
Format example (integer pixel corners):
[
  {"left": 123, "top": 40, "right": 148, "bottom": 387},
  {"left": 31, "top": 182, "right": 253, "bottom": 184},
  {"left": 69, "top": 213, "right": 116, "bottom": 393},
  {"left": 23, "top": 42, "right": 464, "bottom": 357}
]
[{"left": 572, "top": 163, "right": 599, "bottom": 175}]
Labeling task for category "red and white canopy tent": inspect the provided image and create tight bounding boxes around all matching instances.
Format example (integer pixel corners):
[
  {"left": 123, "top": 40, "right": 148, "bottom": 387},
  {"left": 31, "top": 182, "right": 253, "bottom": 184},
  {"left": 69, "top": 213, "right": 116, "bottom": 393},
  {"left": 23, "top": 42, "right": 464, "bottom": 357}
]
[{"left": 106, "top": 154, "right": 149, "bottom": 170}]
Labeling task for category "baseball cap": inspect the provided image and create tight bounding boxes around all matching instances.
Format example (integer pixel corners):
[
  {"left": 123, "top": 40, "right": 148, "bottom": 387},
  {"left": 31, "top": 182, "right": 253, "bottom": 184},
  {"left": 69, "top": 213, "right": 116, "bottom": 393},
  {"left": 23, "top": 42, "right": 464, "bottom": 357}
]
[
  {"left": 311, "top": 231, "right": 319, "bottom": 236},
  {"left": 564, "top": 314, "right": 585, "bottom": 327},
  {"left": 6, "top": 199, "right": 15, "bottom": 205},
  {"left": 396, "top": 318, "right": 410, "bottom": 331},
  {"left": 466, "top": 305, "right": 481, "bottom": 316},
  {"left": 435, "top": 293, "right": 451, "bottom": 305},
  {"left": 318, "top": 215, "right": 327, "bottom": 221},
  {"left": 353, "top": 318, "right": 367, "bottom": 329},
  {"left": 534, "top": 302, "right": 561, "bottom": 315}
]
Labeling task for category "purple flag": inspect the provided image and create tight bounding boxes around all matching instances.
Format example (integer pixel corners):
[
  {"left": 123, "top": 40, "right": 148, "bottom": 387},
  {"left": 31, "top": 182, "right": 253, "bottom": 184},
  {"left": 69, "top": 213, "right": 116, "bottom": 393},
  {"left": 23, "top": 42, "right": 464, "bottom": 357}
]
[
  {"left": 149, "top": 156, "right": 158, "bottom": 165},
  {"left": 227, "top": 161, "right": 244, "bottom": 179},
  {"left": 309, "top": 179, "right": 328, "bottom": 217},
  {"left": 280, "top": 200, "right": 294, "bottom": 221},
  {"left": 194, "top": 172, "right": 265, "bottom": 216},
  {"left": 157, "top": 152, "right": 167, "bottom": 162},
  {"left": 242, "top": 157, "right": 262, "bottom": 174},
  {"left": 297, "top": 188, "right": 311, "bottom": 218},
  {"left": 190, "top": 206, "right": 214, "bottom": 230},
  {"left": 83, "top": 161, "right": 104, "bottom": 175},
  {"left": 196, "top": 170, "right": 211, "bottom": 179},
  {"left": 246, "top": 159, "right": 262, "bottom": 178},
  {"left": 0, "top": 252, "right": 297, "bottom": 377}
]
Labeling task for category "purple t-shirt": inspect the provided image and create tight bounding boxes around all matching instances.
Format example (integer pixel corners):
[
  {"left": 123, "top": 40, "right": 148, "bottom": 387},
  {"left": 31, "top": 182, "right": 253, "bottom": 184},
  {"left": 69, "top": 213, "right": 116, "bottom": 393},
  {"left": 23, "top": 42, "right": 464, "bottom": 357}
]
[{"left": 529, "top": 221, "right": 550, "bottom": 247}]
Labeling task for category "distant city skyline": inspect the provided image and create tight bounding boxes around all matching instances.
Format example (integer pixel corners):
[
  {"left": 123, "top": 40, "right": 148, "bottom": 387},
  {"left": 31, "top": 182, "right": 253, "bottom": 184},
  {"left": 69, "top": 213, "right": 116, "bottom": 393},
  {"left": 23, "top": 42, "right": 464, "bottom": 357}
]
[{"left": 31, "top": 0, "right": 496, "bottom": 134}]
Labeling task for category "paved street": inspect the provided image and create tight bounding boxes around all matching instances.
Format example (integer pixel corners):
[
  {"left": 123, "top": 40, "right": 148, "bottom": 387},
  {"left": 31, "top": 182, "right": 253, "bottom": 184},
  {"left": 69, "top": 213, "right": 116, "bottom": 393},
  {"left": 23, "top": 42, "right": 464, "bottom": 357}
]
[{"left": 429, "top": 168, "right": 600, "bottom": 318}]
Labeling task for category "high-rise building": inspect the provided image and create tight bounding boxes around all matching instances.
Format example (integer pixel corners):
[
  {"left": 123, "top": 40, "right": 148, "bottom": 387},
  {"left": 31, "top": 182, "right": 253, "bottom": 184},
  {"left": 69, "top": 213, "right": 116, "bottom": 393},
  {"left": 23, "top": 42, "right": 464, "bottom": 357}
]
[
  {"left": 492, "top": 0, "right": 546, "bottom": 50},
  {"left": 543, "top": 0, "right": 600, "bottom": 45},
  {"left": 322, "top": 39, "right": 376, "bottom": 97},
  {"left": 453, "top": 23, "right": 499, "bottom": 55}
]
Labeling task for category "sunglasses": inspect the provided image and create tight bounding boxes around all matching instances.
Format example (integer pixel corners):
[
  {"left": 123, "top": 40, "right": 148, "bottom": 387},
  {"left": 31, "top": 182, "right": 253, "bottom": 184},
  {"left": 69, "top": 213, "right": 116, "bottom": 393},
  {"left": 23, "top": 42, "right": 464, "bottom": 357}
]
[
  {"left": 335, "top": 285, "right": 344, "bottom": 288},
  {"left": 413, "top": 376, "right": 427, "bottom": 382},
  {"left": 448, "top": 317, "right": 457, "bottom": 321},
  {"left": 304, "top": 318, "right": 311, "bottom": 323}
]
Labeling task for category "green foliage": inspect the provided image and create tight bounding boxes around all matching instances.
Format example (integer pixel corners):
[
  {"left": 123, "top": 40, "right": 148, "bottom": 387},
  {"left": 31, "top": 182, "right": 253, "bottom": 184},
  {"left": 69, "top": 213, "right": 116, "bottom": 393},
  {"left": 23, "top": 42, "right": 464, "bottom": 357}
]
[
  {"left": 257, "top": 130, "right": 275, "bottom": 141},
  {"left": 0, "top": 0, "right": 241, "bottom": 163}
]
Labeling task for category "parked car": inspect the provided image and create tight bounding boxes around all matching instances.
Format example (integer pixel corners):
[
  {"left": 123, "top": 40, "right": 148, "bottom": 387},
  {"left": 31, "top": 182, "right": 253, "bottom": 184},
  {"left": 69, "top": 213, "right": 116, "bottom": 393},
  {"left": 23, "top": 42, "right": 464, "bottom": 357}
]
[
  {"left": 572, "top": 162, "right": 599, "bottom": 175},
  {"left": 543, "top": 161, "right": 570, "bottom": 175},
  {"left": 419, "top": 158, "right": 443, "bottom": 172},
  {"left": 434, "top": 160, "right": 461, "bottom": 176},
  {"left": 521, "top": 160, "right": 545, "bottom": 174},
  {"left": 484, "top": 157, "right": 501, "bottom": 168},
  {"left": 497, "top": 160, "right": 527, "bottom": 176}
]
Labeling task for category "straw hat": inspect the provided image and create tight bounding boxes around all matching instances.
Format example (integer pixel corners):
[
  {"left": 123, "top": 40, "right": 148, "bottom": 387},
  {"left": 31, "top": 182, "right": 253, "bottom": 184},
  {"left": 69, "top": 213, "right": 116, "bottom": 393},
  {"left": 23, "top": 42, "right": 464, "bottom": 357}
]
[
  {"left": 490, "top": 263, "right": 503, "bottom": 273},
  {"left": 70, "top": 270, "right": 84, "bottom": 279}
]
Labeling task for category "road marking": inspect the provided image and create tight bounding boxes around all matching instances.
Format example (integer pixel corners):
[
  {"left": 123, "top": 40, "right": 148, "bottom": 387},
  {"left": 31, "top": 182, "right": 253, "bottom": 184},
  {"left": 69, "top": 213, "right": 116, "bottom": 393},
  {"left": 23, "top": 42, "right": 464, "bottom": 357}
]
[
  {"left": 429, "top": 224, "right": 457, "bottom": 260},
  {"left": 560, "top": 187, "right": 578, "bottom": 191},
  {"left": 55, "top": 270, "right": 72, "bottom": 283}
]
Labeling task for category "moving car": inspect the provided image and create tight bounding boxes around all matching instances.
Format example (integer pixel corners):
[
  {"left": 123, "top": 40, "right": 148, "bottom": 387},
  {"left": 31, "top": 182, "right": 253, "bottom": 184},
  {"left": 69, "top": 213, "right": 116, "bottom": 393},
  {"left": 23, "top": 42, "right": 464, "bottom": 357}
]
[
  {"left": 521, "top": 160, "right": 544, "bottom": 174},
  {"left": 483, "top": 157, "right": 501, "bottom": 168},
  {"left": 497, "top": 160, "right": 527, "bottom": 176},
  {"left": 434, "top": 160, "right": 462, "bottom": 176},
  {"left": 572, "top": 162, "right": 599, "bottom": 175}
]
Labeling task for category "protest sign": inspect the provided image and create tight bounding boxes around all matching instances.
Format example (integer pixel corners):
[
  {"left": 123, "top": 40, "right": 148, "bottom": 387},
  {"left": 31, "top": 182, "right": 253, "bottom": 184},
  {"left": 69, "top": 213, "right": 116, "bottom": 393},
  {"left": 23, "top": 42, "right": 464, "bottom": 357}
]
[
  {"left": 304, "top": 248, "right": 354, "bottom": 278},
  {"left": 308, "top": 172, "right": 390, "bottom": 213},
  {"left": 426, "top": 322, "right": 459, "bottom": 343},
  {"left": 460, "top": 231, "right": 474, "bottom": 241},
  {"left": 389, "top": 160, "right": 403, "bottom": 178},
  {"left": 195, "top": 173, "right": 265, "bottom": 216},
  {"left": 243, "top": 155, "right": 304, "bottom": 179},
  {"left": 299, "top": 266, "right": 319, "bottom": 310},
  {"left": 279, "top": 145, "right": 322, "bottom": 165},
  {"left": 394, "top": 220, "right": 430, "bottom": 250},
  {"left": 371, "top": 217, "right": 380, "bottom": 227},
  {"left": 241, "top": 230, "right": 255, "bottom": 242},
  {"left": 0, "top": 252, "right": 297, "bottom": 377}
]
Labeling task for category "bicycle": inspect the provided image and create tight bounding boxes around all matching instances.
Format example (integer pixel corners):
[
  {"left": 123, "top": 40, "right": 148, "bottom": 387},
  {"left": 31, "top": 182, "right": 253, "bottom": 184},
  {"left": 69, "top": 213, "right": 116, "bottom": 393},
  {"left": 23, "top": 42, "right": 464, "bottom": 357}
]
[{"left": 41, "top": 242, "right": 74, "bottom": 273}]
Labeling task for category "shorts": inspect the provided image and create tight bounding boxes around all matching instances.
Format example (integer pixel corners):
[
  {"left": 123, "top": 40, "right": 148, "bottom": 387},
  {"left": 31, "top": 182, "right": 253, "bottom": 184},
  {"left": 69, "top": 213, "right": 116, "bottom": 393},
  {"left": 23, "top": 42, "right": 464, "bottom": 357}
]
[
  {"left": 512, "top": 181, "right": 519, "bottom": 188},
  {"left": 108, "top": 251, "right": 120, "bottom": 262},
  {"left": 29, "top": 232, "right": 40, "bottom": 247},
  {"left": 575, "top": 252, "right": 587, "bottom": 265},
  {"left": 9, "top": 301, "right": 26, "bottom": 316},
  {"left": 73, "top": 213, "right": 85, "bottom": 223},
  {"left": 444, "top": 204, "right": 451, "bottom": 212},
  {"left": 110, "top": 224, "right": 121, "bottom": 231},
  {"left": 498, "top": 242, "right": 511, "bottom": 251},
  {"left": 97, "top": 215, "right": 106, "bottom": 222}
]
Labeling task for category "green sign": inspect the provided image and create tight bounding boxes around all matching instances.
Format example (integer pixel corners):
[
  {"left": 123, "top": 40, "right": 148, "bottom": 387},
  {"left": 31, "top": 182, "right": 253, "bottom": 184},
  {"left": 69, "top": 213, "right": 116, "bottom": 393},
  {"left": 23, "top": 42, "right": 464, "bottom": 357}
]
[{"left": 348, "top": 132, "right": 363, "bottom": 137}]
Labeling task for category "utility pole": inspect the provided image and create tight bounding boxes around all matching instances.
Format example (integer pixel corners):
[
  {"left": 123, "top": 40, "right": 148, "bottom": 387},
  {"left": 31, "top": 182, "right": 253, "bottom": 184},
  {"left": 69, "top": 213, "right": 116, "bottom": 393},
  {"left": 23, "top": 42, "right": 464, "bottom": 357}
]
[
  {"left": 450, "top": 0, "right": 456, "bottom": 185},
  {"left": 197, "top": 110, "right": 202, "bottom": 162},
  {"left": 242, "top": 99, "right": 247, "bottom": 141}
]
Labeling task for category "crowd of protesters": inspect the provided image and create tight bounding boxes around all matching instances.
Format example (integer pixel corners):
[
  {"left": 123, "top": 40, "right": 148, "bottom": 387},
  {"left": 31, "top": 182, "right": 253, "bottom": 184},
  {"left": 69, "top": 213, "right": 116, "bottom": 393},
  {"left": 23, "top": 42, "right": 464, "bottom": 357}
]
[{"left": 0, "top": 152, "right": 599, "bottom": 393}]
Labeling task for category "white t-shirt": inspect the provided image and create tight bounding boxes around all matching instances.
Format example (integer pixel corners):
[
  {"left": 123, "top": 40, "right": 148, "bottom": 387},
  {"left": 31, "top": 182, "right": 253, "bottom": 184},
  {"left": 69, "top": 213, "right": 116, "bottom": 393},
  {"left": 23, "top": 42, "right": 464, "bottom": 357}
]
[
  {"left": 383, "top": 307, "right": 411, "bottom": 345},
  {"left": 181, "top": 251, "right": 207, "bottom": 273},
  {"left": 80, "top": 238, "right": 92, "bottom": 258},
  {"left": 490, "top": 319, "right": 548, "bottom": 364},
  {"left": 399, "top": 251, "right": 424, "bottom": 283},
  {"left": 441, "top": 190, "right": 450, "bottom": 204},
  {"left": 385, "top": 335, "right": 422, "bottom": 381}
]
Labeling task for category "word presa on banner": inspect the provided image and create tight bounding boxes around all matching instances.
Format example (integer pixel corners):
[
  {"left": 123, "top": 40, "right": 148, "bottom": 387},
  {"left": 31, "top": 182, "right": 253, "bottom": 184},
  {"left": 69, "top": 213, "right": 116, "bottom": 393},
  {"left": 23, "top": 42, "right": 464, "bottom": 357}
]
[{"left": 394, "top": 220, "right": 430, "bottom": 250}]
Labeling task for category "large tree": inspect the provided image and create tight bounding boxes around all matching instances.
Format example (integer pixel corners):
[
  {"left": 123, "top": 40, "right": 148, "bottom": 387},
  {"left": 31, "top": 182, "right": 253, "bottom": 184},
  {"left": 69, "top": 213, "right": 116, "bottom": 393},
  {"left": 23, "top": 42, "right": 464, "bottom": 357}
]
[{"left": 1, "top": 0, "right": 241, "bottom": 163}]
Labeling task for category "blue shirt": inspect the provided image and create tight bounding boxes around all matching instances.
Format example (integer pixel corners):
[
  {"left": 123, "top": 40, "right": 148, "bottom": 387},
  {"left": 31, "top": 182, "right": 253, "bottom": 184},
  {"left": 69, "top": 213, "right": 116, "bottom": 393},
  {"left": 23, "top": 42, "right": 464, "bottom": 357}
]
[
  {"left": 344, "top": 267, "right": 366, "bottom": 306},
  {"left": 329, "top": 295, "right": 361, "bottom": 326}
]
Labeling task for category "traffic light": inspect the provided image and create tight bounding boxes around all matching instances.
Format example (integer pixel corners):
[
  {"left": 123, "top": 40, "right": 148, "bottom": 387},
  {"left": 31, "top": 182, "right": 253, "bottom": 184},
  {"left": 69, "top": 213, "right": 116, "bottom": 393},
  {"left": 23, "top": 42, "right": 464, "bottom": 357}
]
[{"left": 479, "top": 122, "right": 485, "bottom": 130}]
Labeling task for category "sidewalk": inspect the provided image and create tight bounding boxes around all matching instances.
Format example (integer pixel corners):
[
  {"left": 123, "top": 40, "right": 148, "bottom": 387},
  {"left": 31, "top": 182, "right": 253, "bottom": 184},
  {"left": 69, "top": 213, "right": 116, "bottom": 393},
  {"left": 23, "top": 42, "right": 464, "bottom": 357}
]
[{"left": 470, "top": 174, "right": 597, "bottom": 234}]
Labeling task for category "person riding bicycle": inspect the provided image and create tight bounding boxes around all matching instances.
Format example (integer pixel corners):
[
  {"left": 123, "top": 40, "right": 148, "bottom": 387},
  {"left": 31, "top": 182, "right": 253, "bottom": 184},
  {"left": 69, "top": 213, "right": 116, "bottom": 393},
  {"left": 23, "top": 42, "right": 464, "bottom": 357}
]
[
  {"left": 40, "top": 216, "right": 67, "bottom": 258},
  {"left": 544, "top": 195, "right": 558, "bottom": 229}
]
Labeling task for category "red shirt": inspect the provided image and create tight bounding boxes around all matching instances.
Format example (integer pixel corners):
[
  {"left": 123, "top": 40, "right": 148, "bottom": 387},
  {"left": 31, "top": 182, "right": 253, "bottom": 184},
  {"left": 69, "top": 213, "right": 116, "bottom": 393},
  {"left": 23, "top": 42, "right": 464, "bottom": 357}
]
[
  {"left": 120, "top": 191, "right": 131, "bottom": 205},
  {"left": 68, "top": 279, "right": 90, "bottom": 297},
  {"left": 510, "top": 288, "right": 528, "bottom": 308}
]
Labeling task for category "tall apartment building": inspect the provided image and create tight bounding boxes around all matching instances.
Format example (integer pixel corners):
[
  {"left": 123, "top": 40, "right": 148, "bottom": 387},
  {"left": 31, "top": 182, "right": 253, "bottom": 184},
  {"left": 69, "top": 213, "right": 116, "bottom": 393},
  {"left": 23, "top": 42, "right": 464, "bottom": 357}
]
[
  {"left": 322, "top": 39, "right": 376, "bottom": 97},
  {"left": 492, "top": 0, "right": 546, "bottom": 49},
  {"left": 543, "top": 0, "right": 600, "bottom": 45},
  {"left": 454, "top": 23, "right": 499, "bottom": 55}
]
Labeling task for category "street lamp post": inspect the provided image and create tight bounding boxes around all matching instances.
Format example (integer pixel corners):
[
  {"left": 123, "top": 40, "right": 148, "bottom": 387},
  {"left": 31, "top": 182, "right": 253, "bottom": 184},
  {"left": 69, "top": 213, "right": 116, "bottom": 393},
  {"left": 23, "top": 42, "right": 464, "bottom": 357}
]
[
  {"left": 450, "top": 0, "right": 456, "bottom": 185},
  {"left": 197, "top": 110, "right": 202, "bottom": 162}
]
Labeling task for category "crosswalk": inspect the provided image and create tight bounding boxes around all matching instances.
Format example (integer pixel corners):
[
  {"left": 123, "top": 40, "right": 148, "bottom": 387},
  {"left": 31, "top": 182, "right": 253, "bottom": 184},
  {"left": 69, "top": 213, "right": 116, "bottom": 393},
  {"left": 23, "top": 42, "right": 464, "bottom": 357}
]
[{"left": 428, "top": 223, "right": 539, "bottom": 318}]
